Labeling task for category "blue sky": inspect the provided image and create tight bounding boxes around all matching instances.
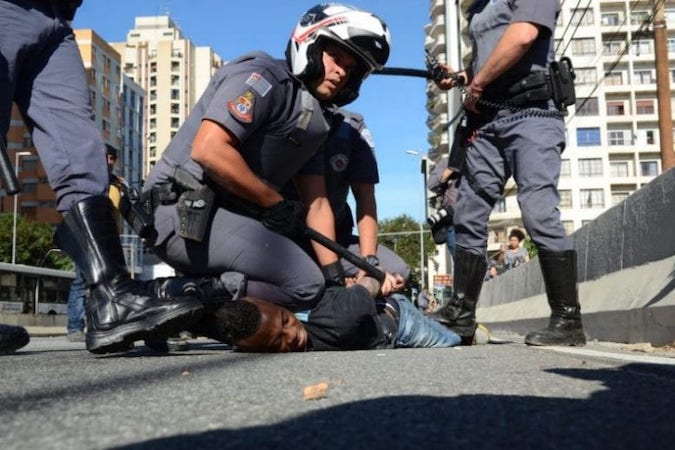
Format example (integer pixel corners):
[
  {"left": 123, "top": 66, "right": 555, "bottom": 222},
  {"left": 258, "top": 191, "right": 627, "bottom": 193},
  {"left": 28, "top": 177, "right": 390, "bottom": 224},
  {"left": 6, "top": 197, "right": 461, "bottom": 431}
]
[{"left": 74, "top": 0, "right": 431, "bottom": 221}]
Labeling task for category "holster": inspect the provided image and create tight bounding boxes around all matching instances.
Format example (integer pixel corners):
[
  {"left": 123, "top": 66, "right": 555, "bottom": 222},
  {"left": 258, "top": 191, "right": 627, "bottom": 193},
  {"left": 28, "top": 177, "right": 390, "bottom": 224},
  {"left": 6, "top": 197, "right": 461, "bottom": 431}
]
[
  {"left": 176, "top": 185, "right": 215, "bottom": 243},
  {"left": 118, "top": 183, "right": 156, "bottom": 241},
  {"left": 504, "top": 57, "right": 577, "bottom": 112}
]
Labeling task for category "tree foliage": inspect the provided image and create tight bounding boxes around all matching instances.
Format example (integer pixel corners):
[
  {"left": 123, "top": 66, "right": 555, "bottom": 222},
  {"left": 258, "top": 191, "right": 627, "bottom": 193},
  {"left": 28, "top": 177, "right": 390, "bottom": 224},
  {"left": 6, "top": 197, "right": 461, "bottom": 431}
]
[
  {"left": 378, "top": 214, "right": 435, "bottom": 287},
  {"left": 0, "top": 214, "right": 72, "bottom": 269}
]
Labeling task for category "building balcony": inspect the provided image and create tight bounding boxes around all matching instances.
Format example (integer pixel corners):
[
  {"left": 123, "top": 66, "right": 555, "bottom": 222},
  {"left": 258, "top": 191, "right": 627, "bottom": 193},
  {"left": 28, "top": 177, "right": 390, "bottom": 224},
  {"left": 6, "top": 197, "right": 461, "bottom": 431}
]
[{"left": 429, "top": 13, "right": 445, "bottom": 38}]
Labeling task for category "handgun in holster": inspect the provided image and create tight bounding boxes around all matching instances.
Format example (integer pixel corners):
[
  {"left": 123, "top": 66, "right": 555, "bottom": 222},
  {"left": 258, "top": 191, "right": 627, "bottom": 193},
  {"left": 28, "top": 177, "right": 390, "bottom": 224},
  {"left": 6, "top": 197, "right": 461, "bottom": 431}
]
[
  {"left": 176, "top": 185, "right": 216, "bottom": 243},
  {"left": 118, "top": 181, "right": 156, "bottom": 241}
]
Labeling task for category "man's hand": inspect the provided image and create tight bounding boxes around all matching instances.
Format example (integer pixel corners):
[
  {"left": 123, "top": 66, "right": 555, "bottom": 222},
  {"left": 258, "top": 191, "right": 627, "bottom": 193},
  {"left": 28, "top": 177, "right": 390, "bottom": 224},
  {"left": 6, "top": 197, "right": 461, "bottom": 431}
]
[
  {"left": 463, "top": 81, "right": 484, "bottom": 114},
  {"left": 379, "top": 272, "right": 405, "bottom": 296}
]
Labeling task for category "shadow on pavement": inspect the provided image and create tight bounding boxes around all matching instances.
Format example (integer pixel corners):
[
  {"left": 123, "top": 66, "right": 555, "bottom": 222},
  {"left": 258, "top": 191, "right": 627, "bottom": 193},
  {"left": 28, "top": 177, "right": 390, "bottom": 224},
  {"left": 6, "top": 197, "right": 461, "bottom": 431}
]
[{"left": 112, "top": 363, "right": 675, "bottom": 449}]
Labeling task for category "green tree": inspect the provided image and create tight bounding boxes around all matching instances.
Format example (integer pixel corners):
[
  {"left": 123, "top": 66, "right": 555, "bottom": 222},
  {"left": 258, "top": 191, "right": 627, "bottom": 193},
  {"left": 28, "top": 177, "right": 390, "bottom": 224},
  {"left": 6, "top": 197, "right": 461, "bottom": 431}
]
[
  {"left": 378, "top": 214, "right": 435, "bottom": 287},
  {"left": 0, "top": 214, "right": 72, "bottom": 269}
]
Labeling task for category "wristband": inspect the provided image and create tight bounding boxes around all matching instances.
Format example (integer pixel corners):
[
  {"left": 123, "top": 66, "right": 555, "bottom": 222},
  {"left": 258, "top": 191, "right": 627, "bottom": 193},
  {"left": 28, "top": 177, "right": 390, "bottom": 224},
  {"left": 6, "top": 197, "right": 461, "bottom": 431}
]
[{"left": 363, "top": 255, "right": 380, "bottom": 268}]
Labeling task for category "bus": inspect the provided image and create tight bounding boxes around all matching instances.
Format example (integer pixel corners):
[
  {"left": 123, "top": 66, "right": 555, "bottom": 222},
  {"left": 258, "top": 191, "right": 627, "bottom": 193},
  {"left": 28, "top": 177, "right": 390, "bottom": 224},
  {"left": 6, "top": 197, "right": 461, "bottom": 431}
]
[{"left": 0, "top": 262, "right": 75, "bottom": 315}]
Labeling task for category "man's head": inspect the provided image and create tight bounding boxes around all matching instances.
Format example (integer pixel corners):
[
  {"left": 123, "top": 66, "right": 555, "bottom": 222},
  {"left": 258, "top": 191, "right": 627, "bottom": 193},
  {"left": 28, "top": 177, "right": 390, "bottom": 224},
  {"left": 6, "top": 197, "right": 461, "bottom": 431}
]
[
  {"left": 286, "top": 3, "right": 391, "bottom": 106},
  {"left": 508, "top": 228, "right": 525, "bottom": 247},
  {"left": 214, "top": 297, "right": 308, "bottom": 353},
  {"left": 105, "top": 145, "right": 118, "bottom": 173}
]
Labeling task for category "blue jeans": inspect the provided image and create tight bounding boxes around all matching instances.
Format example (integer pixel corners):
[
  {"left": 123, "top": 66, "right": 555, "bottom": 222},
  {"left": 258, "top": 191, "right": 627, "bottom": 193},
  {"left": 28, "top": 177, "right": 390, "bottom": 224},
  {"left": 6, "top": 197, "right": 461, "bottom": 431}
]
[
  {"left": 447, "top": 226, "right": 456, "bottom": 259},
  {"left": 67, "top": 267, "right": 86, "bottom": 333},
  {"left": 392, "top": 294, "right": 461, "bottom": 348}
]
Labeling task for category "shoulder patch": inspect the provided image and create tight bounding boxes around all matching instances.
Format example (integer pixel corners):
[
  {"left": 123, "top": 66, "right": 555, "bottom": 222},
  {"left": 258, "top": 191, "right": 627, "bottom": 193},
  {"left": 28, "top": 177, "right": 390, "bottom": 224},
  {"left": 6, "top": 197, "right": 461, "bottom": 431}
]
[
  {"left": 360, "top": 127, "right": 375, "bottom": 148},
  {"left": 227, "top": 90, "right": 255, "bottom": 123},
  {"left": 246, "top": 72, "right": 272, "bottom": 97}
]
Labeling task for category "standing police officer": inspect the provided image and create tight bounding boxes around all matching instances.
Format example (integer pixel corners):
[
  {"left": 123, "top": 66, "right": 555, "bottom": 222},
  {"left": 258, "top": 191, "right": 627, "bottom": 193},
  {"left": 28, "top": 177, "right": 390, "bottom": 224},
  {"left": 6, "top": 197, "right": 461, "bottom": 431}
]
[
  {"left": 0, "top": 0, "right": 203, "bottom": 354},
  {"left": 431, "top": 0, "right": 586, "bottom": 346},
  {"left": 142, "top": 4, "right": 391, "bottom": 311}
]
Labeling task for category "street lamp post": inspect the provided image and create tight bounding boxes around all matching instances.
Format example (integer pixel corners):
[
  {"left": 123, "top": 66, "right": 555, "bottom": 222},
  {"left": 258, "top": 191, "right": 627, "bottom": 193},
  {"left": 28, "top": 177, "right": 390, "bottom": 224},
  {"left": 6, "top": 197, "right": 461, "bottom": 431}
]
[
  {"left": 12, "top": 151, "right": 31, "bottom": 265},
  {"left": 406, "top": 150, "right": 428, "bottom": 289}
]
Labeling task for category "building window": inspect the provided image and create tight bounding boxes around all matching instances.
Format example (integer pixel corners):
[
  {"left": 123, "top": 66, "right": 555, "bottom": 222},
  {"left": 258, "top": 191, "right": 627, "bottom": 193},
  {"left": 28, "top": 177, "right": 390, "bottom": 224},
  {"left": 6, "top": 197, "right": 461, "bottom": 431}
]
[
  {"left": 171, "top": 89, "right": 180, "bottom": 100},
  {"left": 612, "top": 192, "right": 630, "bottom": 205},
  {"left": 560, "top": 159, "right": 571, "bottom": 177},
  {"left": 631, "top": 11, "right": 650, "bottom": 25},
  {"left": 601, "top": 13, "right": 620, "bottom": 26},
  {"left": 580, "top": 189, "right": 605, "bottom": 209},
  {"left": 640, "top": 160, "right": 659, "bottom": 176},
  {"left": 559, "top": 190, "right": 572, "bottom": 208},
  {"left": 575, "top": 68, "right": 597, "bottom": 85},
  {"left": 646, "top": 130, "right": 655, "bottom": 144},
  {"left": 633, "top": 70, "right": 654, "bottom": 84},
  {"left": 577, "top": 128, "right": 601, "bottom": 146},
  {"left": 171, "top": 103, "right": 179, "bottom": 114},
  {"left": 668, "top": 38, "right": 675, "bottom": 53},
  {"left": 632, "top": 40, "right": 652, "bottom": 56},
  {"left": 171, "top": 61, "right": 180, "bottom": 71},
  {"left": 170, "top": 117, "right": 180, "bottom": 128},
  {"left": 572, "top": 38, "right": 596, "bottom": 55},
  {"left": 22, "top": 182, "right": 37, "bottom": 193},
  {"left": 608, "top": 130, "right": 631, "bottom": 146},
  {"left": 636, "top": 100, "right": 654, "bottom": 114},
  {"left": 610, "top": 161, "right": 630, "bottom": 177},
  {"left": 603, "top": 41, "right": 624, "bottom": 55},
  {"left": 493, "top": 198, "right": 506, "bottom": 213},
  {"left": 575, "top": 97, "right": 598, "bottom": 116},
  {"left": 578, "top": 158, "right": 603, "bottom": 177},
  {"left": 571, "top": 8, "right": 594, "bottom": 26},
  {"left": 605, "top": 71, "right": 623, "bottom": 86},
  {"left": 606, "top": 101, "right": 625, "bottom": 116}
]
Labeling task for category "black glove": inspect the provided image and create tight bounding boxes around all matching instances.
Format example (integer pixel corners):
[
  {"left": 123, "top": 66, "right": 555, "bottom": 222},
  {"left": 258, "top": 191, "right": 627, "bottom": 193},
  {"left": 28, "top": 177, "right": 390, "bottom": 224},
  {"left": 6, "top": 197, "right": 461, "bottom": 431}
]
[
  {"left": 259, "top": 199, "right": 304, "bottom": 237},
  {"left": 321, "top": 261, "right": 346, "bottom": 287}
]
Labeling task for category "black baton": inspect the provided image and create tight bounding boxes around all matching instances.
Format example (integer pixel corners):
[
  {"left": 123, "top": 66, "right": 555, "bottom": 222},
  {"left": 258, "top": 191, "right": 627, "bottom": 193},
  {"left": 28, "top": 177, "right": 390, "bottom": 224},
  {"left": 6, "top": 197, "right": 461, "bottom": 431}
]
[
  {"left": 302, "top": 225, "right": 386, "bottom": 283},
  {"left": 0, "top": 137, "right": 20, "bottom": 195}
]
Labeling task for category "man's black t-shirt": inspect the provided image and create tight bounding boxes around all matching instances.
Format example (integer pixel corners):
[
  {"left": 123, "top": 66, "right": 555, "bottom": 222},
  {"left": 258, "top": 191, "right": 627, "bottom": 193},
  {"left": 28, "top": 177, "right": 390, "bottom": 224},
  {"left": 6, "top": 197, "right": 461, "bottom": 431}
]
[{"left": 301, "top": 285, "right": 397, "bottom": 351}]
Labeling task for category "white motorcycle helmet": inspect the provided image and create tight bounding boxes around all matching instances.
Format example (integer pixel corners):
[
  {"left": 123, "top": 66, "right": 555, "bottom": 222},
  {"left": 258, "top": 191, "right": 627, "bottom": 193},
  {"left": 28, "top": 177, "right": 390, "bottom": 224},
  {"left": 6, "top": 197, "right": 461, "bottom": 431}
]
[{"left": 286, "top": 3, "right": 391, "bottom": 106}]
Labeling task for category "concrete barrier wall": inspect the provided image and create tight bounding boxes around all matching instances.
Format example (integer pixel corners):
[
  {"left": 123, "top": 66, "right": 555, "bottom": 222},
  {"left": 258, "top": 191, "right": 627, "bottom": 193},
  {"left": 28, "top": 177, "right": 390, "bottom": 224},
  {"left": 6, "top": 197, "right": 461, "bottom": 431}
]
[{"left": 479, "top": 168, "right": 675, "bottom": 345}]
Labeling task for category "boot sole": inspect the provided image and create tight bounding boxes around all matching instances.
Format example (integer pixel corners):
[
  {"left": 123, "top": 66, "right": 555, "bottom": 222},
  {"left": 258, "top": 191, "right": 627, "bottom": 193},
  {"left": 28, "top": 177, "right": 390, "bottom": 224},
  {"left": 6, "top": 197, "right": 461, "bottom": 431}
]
[
  {"left": 86, "top": 302, "right": 204, "bottom": 354},
  {"left": 524, "top": 333, "right": 586, "bottom": 347}
]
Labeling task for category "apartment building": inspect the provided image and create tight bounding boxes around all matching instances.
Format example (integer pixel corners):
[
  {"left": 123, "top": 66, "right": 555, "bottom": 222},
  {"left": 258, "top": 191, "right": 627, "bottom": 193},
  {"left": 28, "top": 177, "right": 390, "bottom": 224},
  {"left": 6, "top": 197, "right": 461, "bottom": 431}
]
[
  {"left": 111, "top": 16, "right": 223, "bottom": 175},
  {"left": 426, "top": 0, "right": 674, "bottom": 259}
]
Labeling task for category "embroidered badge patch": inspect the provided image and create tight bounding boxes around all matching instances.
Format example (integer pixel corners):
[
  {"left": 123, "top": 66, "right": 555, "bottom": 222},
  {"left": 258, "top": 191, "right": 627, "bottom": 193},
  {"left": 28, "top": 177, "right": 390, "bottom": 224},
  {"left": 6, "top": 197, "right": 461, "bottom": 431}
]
[
  {"left": 245, "top": 72, "right": 272, "bottom": 97},
  {"left": 227, "top": 90, "right": 255, "bottom": 123},
  {"left": 329, "top": 153, "right": 349, "bottom": 173}
]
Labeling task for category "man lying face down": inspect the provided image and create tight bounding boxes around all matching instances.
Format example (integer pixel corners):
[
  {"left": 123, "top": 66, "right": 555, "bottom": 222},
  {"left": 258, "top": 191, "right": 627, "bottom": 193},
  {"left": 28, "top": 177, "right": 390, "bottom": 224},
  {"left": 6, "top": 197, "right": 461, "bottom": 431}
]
[{"left": 203, "top": 276, "right": 466, "bottom": 353}]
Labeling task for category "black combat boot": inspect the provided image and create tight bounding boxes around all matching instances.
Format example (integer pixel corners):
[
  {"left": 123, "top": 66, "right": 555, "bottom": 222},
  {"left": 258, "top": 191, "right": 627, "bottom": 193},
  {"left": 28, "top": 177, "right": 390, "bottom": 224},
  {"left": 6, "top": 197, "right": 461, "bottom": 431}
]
[
  {"left": 0, "top": 324, "right": 30, "bottom": 354},
  {"left": 524, "top": 249, "right": 586, "bottom": 346},
  {"left": 143, "top": 274, "right": 247, "bottom": 352},
  {"left": 54, "top": 196, "right": 204, "bottom": 354},
  {"left": 430, "top": 247, "right": 487, "bottom": 345}
]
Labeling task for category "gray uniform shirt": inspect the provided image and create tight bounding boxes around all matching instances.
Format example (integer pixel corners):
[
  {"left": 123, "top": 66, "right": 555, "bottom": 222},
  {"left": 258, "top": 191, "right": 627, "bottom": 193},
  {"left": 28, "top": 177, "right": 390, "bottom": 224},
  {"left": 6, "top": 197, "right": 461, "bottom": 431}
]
[
  {"left": 145, "top": 51, "right": 332, "bottom": 194},
  {"left": 469, "top": 0, "right": 559, "bottom": 96}
]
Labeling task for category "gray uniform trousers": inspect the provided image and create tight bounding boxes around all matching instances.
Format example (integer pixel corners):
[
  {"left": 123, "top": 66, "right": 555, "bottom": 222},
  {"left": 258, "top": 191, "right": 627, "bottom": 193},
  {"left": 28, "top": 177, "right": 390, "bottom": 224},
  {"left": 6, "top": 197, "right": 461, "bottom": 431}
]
[
  {"left": 152, "top": 203, "right": 325, "bottom": 312},
  {"left": 454, "top": 108, "right": 572, "bottom": 255},
  {"left": 0, "top": 0, "right": 108, "bottom": 213}
]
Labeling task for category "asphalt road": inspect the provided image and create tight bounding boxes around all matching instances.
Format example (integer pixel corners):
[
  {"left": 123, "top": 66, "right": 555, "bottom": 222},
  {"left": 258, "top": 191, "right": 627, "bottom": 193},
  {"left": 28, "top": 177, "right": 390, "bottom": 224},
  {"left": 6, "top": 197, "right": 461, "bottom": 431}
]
[{"left": 1, "top": 334, "right": 674, "bottom": 450}]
